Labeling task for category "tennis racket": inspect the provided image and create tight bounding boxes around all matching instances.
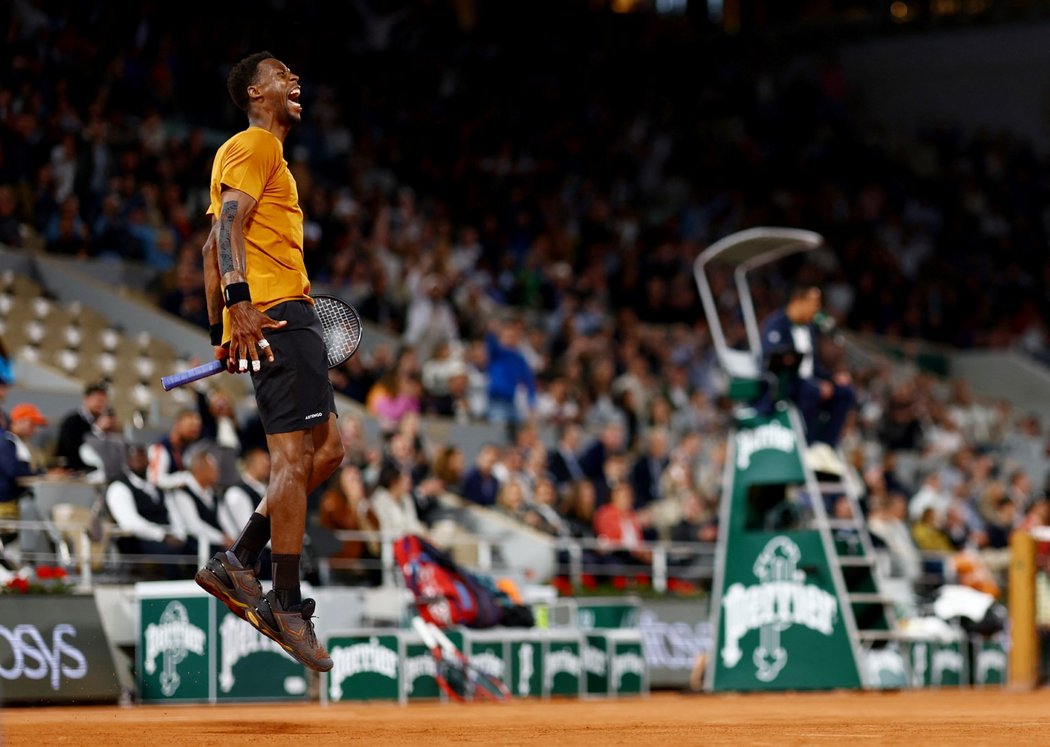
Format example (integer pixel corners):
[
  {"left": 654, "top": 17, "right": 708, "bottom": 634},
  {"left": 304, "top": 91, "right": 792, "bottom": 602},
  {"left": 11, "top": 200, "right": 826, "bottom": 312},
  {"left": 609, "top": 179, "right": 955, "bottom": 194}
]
[
  {"left": 161, "top": 294, "right": 362, "bottom": 391},
  {"left": 411, "top": 616, "right": 511, "bottom": 703}
]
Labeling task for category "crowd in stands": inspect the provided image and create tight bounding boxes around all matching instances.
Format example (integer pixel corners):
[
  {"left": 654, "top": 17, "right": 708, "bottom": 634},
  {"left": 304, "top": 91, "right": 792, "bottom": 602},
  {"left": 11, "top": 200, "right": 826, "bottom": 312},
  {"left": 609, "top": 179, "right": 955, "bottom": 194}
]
[{"left": 2, "top": 2, "right": 1050, "bottom": 596}]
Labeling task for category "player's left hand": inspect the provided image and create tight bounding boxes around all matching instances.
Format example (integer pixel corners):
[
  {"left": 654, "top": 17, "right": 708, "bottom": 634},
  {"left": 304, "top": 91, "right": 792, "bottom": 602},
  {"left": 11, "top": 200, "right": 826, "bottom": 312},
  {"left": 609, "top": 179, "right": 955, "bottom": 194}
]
[{"left": 227, "top": 302, "right": 287, "bottom": 374}]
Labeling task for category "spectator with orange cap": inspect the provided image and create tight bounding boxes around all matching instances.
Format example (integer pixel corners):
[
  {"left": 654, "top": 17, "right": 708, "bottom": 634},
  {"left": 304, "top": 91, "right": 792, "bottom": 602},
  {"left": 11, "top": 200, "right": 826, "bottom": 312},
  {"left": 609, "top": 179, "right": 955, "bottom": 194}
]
[{"left": 0, "top": 403, "right": 64, "bottom": 541}]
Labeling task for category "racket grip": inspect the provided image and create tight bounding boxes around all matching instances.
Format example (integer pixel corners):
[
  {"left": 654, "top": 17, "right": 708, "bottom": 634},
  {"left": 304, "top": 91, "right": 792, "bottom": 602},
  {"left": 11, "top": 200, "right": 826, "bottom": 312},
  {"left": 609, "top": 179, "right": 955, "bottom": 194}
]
[
  {"left": 411, "top": 616, "right": 437, "bottom": 647},
  {"left": 427, "top": 621, "right": 459, "bottom": 656},
  {"left": 161, "top": 359, "right": 225, "bottom": 391}
]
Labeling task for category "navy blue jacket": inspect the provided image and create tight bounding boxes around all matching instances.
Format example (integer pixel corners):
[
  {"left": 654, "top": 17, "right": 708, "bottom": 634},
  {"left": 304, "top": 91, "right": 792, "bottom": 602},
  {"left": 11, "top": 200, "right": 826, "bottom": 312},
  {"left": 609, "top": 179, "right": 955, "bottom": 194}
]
[
  {"left": 0, "top": 431, "right": 36, "bottom": 504},
  {"left": 760, "top": 309, "right": 830, "bottom": 381}
]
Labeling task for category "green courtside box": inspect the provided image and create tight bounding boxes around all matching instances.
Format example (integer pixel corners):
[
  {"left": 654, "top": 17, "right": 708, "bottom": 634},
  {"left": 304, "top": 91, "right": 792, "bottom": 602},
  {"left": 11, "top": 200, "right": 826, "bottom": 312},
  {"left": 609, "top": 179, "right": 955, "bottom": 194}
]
[
  {"left": 971, "top": 636, "right": 1007, "bottom": 686},
  {"left": 584, "top": 634, "right": 610, "bottom": 696},
  {"left": 508, "top": 630, "right": 544, "bottom": 698},
  {"left": 215, "top": 604, "right": 308, "bottom": 701},
  {"left": 543, "top": 630, "right": 583, "bottom": 698},
  {"left": 402, "top": 635, "right": 441, "bottom": 700},
  {"left": 585, "top": 630, "right": 647, "bottom": 697},
  {"left": 138, "top": 584, "right": 213, "bottom": 703},
  {"left": 909, "top": 639, "right": 967, "bottom": 688},
  {"left": 137, "top": 581, "right": 309, "bottom": 703},
  {"left": 402, "top": 629, "right": 465, "bottom": 701},
  {"left": 325, "top": 630, "right": 402, "bottom": 703},
  {"left": 608, "top": 630, "right": 647, "bottom": 695},
  {"left": 462, "top": 628, "right": 510, "bottom": 690}
]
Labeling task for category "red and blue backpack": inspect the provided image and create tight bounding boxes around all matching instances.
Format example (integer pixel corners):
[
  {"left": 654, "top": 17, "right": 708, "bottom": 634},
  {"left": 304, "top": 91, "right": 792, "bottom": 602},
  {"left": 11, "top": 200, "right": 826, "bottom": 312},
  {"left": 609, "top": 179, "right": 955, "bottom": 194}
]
[{"left": 395, "top": 534, "right": 527, "bottom": 629}]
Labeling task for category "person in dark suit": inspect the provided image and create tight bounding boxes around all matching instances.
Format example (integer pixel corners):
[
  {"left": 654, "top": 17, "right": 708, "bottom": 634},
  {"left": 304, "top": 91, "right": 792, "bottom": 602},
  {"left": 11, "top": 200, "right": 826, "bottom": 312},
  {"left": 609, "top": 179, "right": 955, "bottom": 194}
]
[
  {"left": 629, "top": 426, "right": 670, "bottom": 510},
  {"left": 459, "top": 443, "right": 501, "bottom": 508},
  {"left": 760, "top": 283, "right": 854, "bottom": 449},
  {"left": 54, "top": 382, "right": 109, "bottom": 470},
  {"left": 547, "top": 422, "right": 586, "bottom": 490},
  {"left": 578, "top": 421, "right": 625, "bottom": 484}
]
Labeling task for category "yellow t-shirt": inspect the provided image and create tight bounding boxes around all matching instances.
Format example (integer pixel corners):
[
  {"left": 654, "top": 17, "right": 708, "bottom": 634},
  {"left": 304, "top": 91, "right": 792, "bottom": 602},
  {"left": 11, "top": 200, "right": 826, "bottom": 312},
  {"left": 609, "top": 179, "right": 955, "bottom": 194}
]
[{"left": 208, "top": 127, "right": 311, "bottom": 325}]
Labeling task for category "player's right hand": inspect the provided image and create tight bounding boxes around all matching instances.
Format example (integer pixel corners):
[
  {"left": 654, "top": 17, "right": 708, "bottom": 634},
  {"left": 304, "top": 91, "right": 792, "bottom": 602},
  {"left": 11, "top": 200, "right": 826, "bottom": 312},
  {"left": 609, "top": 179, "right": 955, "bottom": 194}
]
[{"left": 226, "top": 301, "right": 287, "bottom": 373}]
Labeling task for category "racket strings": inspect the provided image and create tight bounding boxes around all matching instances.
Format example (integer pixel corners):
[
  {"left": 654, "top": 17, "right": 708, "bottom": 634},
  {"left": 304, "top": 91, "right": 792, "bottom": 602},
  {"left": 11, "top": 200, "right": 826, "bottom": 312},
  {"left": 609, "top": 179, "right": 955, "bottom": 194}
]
[{"left": 314, "top": 296, "right": 362, "bottom": 367}]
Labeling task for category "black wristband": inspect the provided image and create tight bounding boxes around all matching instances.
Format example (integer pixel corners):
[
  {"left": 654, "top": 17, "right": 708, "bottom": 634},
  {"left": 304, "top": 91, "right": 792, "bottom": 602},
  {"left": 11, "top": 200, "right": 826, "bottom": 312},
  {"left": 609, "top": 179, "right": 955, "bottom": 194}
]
[
  {"left": 223, "top": 282, "right": 251, "bottom": 308},
  {"left": 209, "top": 323, "right": 223, "bottom": 346}
]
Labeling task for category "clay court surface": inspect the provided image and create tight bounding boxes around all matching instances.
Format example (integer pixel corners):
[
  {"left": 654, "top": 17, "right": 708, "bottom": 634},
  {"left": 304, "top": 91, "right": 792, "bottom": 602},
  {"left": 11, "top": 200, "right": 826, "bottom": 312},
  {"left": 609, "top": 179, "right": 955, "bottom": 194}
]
[{"left": 4, "top": 689, "right": 1050, "bottom": 745}]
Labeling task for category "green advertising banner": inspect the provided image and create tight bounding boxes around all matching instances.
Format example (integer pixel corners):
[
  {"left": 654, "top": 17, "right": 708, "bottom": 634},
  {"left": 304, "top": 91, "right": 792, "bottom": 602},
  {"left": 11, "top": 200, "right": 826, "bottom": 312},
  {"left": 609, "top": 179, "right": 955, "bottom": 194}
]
[
  {"left": 465, "top": 633, "right": 509, "bottom": 687},
  {"left": 544, "top": 636, "right": 582, "bottom": 697},
  {"left": 326, "top": 633, "right": 401, "bottom": 703},
  {"left": 584, "top": 634, "right": 609, "bottom": 696},
  {"left": 973, "top": 638, "right": 1007, "bottom": 686},
  {"left": 865, "top": 646, "right": 909, "bottom": 689},
  {"left": 0, "top": 594, "right": 121, "bottom": 704},
  {"left": 215, "top": 605, "right": 308, "bottom": 701},
  {"left": 509, "top": 636, "right": 543, "bottom": 698},
  {"left": 139, "top": 596, "right": 212, "bottom": 702},
  {"left": 402, "top": 639, "right": 441, "bottom": 700},
  {"left": 712, "top": 531, "right": 861, "bottom": 691},
  {"left": 910, "top": 640, "right": 966, "bottom": 688},
  {"left": 576, "top": 598, "right": 640, "bottom": 631},
  {"left": 611, "top": 636, "right": 646, "bottom": 696}
]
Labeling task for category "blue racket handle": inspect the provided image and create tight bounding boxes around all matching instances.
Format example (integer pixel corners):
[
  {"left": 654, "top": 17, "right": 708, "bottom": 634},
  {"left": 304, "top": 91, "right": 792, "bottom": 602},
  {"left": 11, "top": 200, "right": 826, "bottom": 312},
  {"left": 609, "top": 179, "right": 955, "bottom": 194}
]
[{"left": 161, "top": 359, "right": 225, "bottom": 391}]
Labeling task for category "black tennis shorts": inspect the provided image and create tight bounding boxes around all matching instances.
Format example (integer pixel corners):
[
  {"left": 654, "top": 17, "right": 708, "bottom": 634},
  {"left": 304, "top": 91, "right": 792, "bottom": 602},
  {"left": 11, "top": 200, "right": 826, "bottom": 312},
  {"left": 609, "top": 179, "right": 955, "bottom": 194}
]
[{"left": 250, "top": 300, "right": 336, "bottom": 434}]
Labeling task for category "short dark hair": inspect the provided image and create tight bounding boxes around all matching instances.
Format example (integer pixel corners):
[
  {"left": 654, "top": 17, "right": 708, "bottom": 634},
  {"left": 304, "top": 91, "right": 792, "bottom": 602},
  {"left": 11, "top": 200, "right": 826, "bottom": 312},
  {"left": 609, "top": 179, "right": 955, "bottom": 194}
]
[
  {"left": 227, "top": 51, "right": 274, "bottom": 112},
  {"left": 377, "top": 459, "right": 406, "bottom": 490},
  {"left": 789, "top": 283, "right": 820, "bottom": 301},
  {"left": 84, "top": 381, "right": 107, "bottom": 396}
]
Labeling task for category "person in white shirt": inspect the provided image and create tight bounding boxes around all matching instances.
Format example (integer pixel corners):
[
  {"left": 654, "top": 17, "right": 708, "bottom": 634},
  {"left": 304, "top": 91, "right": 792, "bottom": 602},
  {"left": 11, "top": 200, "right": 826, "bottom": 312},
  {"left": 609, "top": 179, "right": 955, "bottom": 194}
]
[
  {"left": 105, "top": 444, "right": 190, "bottom": 578},
  {"left": 147, "top": 408, "right": 202, "bottom": 492},
  {"left": 370, "top": 461, "right": 428, "bottom": 539},
  {"left": 170, "top": 449, "right": 231, "bottom": 554},
  {"left": 909, "top": 471, "right": 952, "bottom": 523},
  {"left": 403, "top": 273, "right": 459, "bottom": 362}
]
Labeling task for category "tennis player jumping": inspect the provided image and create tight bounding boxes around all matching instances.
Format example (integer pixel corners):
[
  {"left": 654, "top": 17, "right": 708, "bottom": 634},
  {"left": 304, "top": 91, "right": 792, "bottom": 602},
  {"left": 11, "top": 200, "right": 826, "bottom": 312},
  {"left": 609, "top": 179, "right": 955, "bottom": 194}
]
[{"left": 195, "top": 51, "right": 343, "bottom": 671}]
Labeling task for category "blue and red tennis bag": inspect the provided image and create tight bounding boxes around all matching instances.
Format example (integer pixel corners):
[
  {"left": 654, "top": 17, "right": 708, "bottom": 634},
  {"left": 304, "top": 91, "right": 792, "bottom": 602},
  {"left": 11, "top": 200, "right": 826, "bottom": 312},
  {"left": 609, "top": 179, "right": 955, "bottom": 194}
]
[{"left": 394, "top": 534, "right": 532, "bottom": 629}]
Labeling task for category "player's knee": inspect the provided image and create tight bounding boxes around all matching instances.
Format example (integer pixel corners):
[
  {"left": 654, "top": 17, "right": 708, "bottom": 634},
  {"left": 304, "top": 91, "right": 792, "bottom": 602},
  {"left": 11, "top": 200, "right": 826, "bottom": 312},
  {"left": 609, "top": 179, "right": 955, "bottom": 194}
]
[
  {"left": 272, "top": 456, "right": 309, "bottom": 487},
  {"left": 317, "top": 438, "right": 344, "bottom": 475}
]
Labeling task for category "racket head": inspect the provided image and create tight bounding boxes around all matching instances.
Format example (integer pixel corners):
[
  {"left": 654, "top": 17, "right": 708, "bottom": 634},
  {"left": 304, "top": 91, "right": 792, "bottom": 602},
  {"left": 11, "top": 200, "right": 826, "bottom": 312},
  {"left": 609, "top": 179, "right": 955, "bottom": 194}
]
[
  {"left": 468, "top": 665, "right": 511, "bottom": 702},
  {"left": 433, "top": 650, "right": 471, "bottom": 703},
  {"left": 312, "top": 294, "right": 363, "bottom": 368},
  {"left": 436, "top": 650, "right": 511, "bottom": 703}
]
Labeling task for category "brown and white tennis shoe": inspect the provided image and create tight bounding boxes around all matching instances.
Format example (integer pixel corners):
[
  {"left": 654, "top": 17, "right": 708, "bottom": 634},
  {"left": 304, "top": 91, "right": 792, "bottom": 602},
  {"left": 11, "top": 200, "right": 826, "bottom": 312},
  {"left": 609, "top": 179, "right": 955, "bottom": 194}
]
[
  {"left": 195, "top": 550, "right": 264, "bottom": 624},
  {"left": 252, "top": 590, "right": 333, "bottom": 672}
]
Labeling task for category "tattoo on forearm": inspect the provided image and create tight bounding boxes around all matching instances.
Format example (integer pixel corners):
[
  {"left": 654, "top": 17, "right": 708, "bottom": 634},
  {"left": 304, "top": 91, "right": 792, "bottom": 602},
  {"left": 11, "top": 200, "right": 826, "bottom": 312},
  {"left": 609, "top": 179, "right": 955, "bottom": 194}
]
[{"left": 218, "top": 202, "right": 238, "bottom": 275}]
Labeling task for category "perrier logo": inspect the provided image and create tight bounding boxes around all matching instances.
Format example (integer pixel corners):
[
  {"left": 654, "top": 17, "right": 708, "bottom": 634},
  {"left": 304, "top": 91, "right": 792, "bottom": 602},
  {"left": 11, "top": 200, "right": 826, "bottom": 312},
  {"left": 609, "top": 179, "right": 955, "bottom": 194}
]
[
  {"left": 735, "top": 421, "right": 796, "bottom": 469},
  {"left": 328, "top": 637, "right": 399, "bottom": 701},
  {"left": 144, "top": 601, "right": 207, "bottom": 697},
  {"left": 218, "top": 613, "right": 293, "bottom": 693},
  {"left": 721, "top": 536, "right": 838, "bottom": 682}
]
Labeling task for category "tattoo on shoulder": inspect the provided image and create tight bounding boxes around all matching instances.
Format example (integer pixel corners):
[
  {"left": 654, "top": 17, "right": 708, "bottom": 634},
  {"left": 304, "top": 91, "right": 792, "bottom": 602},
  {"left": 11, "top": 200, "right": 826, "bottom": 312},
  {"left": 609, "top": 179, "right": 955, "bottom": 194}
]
[{"left": 218, "top": 202, "right": 238, "bottom": 275}]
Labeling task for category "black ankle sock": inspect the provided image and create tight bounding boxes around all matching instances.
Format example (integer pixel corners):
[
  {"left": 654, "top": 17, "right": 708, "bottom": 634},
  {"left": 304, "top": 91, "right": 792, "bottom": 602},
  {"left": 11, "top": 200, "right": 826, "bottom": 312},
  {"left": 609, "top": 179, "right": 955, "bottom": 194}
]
[
  {"left": 272, "top": 553, "right": 302, "bottom": 608},
  {"left": 231, "top": 512, "right": 271, "bottom": 568}
]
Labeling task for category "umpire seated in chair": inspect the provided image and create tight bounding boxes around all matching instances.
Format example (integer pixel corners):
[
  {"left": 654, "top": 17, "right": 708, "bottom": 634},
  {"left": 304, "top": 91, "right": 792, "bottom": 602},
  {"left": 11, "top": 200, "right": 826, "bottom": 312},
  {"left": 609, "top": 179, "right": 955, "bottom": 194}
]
[
  {"left": 760, "top": 283, "right": 855, "bottom": 474},
  {"left": 105, "top": 443, "right": 195, "bottom": 579}
]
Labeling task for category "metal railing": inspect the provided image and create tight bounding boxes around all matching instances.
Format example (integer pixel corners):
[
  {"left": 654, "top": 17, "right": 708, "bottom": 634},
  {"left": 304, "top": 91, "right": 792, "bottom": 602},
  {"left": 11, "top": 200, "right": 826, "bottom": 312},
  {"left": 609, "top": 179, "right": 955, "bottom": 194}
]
[
  {"left": 324, "top": 529, "right": 717, "bottom": 593},
  {"left": 0, "top": 518, "right": 211, "bottom": 590},
  {"left": 1, "top": 518, "right": 717, "bottom": 594}
]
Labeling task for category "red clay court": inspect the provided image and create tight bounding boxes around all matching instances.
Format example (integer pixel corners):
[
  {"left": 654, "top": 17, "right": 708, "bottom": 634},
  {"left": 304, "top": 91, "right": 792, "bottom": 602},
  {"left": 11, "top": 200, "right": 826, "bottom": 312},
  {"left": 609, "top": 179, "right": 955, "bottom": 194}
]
[{"left": 6, "top": 689, "right": 1050, "bottom": 746}]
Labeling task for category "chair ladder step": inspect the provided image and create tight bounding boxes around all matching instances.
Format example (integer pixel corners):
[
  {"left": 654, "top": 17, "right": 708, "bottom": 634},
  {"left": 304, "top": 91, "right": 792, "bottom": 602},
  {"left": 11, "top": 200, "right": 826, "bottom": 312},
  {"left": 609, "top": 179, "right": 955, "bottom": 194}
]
[
  {"left": 816, "top": 482, "right": 849, "bottom": 493},
  {"left": 847, "top": 593, "right": 895, "bottom": 604},
  {"left": 833, "top": 555, "right": 875, "bottom": 567},
  {"left": 856, "top": 630, "right": 905, "bottom": 641}
]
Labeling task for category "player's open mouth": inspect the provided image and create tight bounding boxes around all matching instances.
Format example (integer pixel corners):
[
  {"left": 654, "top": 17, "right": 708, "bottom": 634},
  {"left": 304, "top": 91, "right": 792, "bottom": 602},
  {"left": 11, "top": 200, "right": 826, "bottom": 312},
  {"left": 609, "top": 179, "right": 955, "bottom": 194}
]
[{"left": 288, "top": 87, "right": 302, "bottom": 113}]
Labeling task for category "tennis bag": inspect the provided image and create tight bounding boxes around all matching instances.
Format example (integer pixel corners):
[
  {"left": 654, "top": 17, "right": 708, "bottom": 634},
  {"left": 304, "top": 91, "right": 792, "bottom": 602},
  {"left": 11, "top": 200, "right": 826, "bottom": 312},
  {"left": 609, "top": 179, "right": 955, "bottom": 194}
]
[{"left": 394, "top": 534, "right": 533, "bottom": 629}]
